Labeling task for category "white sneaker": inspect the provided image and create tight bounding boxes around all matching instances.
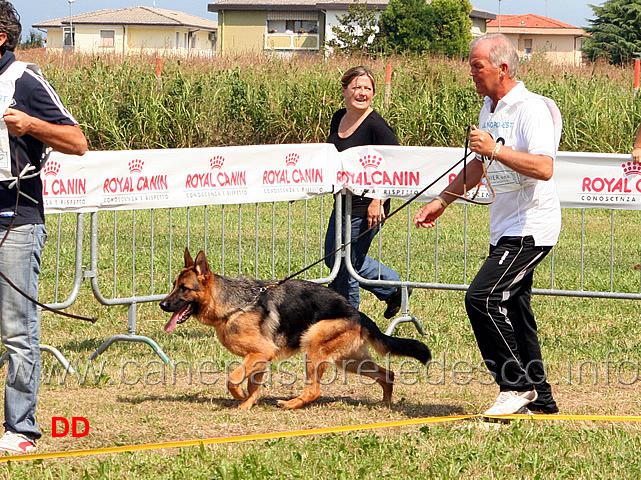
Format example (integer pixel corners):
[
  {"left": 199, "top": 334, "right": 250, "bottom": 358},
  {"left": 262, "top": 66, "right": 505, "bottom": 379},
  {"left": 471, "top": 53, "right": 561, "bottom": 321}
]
[
  {"left": 483, "top": 390, "right": 538, "bottom": 416},
  {"left": 0, "top": 431, "right": 36, "bottom": 454}
]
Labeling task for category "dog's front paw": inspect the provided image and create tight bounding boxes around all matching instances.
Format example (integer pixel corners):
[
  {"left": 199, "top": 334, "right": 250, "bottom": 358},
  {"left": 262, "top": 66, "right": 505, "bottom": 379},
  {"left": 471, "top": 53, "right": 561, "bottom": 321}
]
[
  {"left": 238, "top": 399, "right": 255, "bottom": 410},
  {"left": 227, "top": 383, "right": 248, "bottom": 400}
]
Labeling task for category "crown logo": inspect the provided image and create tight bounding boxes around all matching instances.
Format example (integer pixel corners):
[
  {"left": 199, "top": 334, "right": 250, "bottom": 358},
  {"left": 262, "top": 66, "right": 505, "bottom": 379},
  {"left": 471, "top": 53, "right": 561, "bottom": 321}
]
[
  {"left": 285, "top": 153, "right": 299, "bottom": 167},
  {"left": 128, "top": 159, "right": 144, "bottom": 174},
  {"left": 210, "top": 156, "right": 224, "bottom": 170},
  {"left": 359, "top": 155, "right": 382, "bottom": 170},
  {"left": 622, "top": 161, "right": 641, "bottom": 177},
  {"left": 42, "top": 161, "right": 60, "bottom": 177}
]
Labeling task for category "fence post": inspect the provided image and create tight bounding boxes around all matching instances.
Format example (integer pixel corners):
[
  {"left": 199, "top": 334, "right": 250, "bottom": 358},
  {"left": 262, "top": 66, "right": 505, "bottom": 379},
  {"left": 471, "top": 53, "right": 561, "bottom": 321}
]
[
  {"left": 635, "top": 58, "right": 640, "bottom": 97},
  {"left": 155, "top": 57, "right": 162, "bottom": 88},
  {"left": 384, "top": 64, "right": 392, "bottom": 109}
]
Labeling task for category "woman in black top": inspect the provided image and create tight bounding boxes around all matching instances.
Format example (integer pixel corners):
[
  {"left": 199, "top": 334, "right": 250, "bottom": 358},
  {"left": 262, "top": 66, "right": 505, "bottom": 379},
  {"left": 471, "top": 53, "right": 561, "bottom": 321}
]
[{"left": 324, "top": 66, "right": 404, "bottom": 317}]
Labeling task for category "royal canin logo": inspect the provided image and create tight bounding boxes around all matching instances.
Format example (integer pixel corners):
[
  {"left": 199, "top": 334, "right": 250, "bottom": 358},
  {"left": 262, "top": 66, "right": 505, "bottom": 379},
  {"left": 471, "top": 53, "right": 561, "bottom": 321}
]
[
  {"left": 582, "top": 162, "right": 641, "bottom": 194},
  {"left": 210, "top": 156, "right": 225, "bottom": 170},
  {"left": 337, "top": 154, "right": 420, "bottom": 187},
  {"left": 262, "top": 152, "right": 323, "bottom": 185},
  {"left": 42, "top": 161, "right": 60, "bottom": 177},
  {"left": 359, "top": 155, "right": 382, "bottom": 169},
  {"left": 622, "top": 161, "right": 641, "bottom": 177},
  {"left": 103, "top": 160, "right": 167, "bottom": 194},
  {"left": 128, "top": 159, "right": 144, "bottom": 174},
  {"left": 285, "top": 153, "right": 299, "bottom": 167},
  {"left": 42, "top": 161, "right": 87, "bottom": 196},
  {"left": 185, "top": 156, "right": 246, "bottom": 189}
]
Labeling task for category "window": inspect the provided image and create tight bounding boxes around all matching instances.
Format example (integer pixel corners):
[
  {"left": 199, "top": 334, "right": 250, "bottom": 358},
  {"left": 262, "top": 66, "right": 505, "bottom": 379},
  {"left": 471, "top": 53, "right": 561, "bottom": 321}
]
[
  {"left": 285, "top": 20, "right": 317, "bottom": 34},
  {"left": 524, "top": 39, "right": 533, "bottom": 55},
  {"left": 176, "top": 32, "right": 181, "bottom": 48},
  {"left": 100, "top": 30, "right": 115, "bottom": 48},
  {"left": 63, "top": 26, "right": 75, "bottom": 48},
  {"left": 265, "top": 11, "right": 320, "bottom": 50},
  {"left": 267, "top": 20, "right": 318, "bottom": 34},
  {"left": 267, "top": 20, "right": 285, "bottom": 33}
]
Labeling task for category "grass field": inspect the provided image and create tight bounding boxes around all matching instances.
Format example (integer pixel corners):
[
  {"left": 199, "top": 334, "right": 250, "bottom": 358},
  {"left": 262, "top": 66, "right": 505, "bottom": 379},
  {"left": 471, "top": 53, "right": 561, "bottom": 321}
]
[
  {"left": 0, "top": 199, "right": 638, "bottom": 478},
  {"left": 1, "top": 50, "right": 640, "bottom": 478}
]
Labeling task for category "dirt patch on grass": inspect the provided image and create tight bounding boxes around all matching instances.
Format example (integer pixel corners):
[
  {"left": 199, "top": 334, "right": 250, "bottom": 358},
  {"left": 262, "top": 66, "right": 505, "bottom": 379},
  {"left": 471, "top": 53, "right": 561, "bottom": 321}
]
[{"left": 34, "top": 366, "right": 641, "bottom": 456}]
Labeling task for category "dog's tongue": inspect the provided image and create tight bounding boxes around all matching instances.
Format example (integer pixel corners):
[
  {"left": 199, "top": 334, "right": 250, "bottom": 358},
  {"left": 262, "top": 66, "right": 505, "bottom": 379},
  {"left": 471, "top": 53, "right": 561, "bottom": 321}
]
[
  {"left": 164, "top": 305, "right": 192, "bottom": 333},
  {"left": 164, "top": 314, "right": 179, "bottom": 333}
]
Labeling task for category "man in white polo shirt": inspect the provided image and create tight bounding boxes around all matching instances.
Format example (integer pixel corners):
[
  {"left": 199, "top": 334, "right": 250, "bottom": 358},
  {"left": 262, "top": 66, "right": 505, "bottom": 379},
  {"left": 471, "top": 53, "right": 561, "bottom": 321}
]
[{"left": 414, "top": 33, "right": 562, "bottom": 416}]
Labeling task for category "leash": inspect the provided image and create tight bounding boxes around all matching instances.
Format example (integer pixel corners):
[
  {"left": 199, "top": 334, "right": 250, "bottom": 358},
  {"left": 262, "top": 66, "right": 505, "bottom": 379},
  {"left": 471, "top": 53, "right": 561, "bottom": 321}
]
[
  {"left": 0, "top": 148, "right": 97, "bottom": 323},
  {"left": 441, "top": 126, "right": 498, "bottom": 205},
  {"left": 269, "top": 128, "right": 495, "bottom": 289}
]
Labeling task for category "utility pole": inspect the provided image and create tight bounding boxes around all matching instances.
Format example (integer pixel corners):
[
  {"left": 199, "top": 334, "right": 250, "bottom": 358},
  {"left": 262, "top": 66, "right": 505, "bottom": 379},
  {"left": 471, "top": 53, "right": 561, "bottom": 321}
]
[{"left": 68, "top": 0, "right": 75, "bottom": 50}]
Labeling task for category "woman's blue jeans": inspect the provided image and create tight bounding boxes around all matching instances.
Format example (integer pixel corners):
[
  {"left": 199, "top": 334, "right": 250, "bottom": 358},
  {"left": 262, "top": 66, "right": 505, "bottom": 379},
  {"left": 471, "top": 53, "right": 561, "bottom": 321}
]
[{"left": 324, "top": 210, "right": 398, "bottom": 310}]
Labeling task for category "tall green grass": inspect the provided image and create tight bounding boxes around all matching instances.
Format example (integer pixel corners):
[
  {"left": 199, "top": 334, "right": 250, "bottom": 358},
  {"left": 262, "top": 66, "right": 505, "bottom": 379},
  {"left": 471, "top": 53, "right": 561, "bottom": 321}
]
[{"left": 17, "top": 50, "right": 641, "bottom": 153}]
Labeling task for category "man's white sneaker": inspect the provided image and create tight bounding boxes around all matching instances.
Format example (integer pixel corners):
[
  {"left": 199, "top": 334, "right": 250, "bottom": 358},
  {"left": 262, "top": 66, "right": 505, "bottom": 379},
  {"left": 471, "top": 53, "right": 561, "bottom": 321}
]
[
  {"left": 0, "top": 431, "right": 36, "bottom": 454},
  {"left": 483, "top": 390, "right": 538, "bottom": 416}
]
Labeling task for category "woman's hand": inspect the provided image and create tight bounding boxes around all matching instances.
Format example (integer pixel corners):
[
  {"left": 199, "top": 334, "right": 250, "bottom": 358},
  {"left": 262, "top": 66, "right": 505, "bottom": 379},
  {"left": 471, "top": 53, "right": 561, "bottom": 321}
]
[{"left": 366, "top": 199, "right": 385, "bottom": 229}]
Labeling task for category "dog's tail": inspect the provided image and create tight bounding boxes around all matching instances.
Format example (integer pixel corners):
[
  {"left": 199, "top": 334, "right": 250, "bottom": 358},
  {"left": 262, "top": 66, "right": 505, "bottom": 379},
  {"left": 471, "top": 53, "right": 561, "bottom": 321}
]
[{"left": 359, "top": 312, "right": 431, "bottom": 364}]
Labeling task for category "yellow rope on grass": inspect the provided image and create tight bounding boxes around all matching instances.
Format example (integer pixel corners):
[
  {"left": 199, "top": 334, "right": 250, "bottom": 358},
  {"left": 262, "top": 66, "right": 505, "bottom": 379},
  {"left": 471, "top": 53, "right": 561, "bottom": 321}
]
[{"left": 2, "top": 413, "right": 640, "bottom": 464}]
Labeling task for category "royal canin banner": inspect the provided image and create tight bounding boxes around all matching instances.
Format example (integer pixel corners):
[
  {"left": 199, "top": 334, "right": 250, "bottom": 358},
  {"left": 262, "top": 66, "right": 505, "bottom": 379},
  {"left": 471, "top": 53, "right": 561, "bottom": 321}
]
[
  {"left": 41, "top": 145, "right": 638, "bottom": 213},
  {"left": 42, "top": 144, "right": 335, "bottom": 213}
]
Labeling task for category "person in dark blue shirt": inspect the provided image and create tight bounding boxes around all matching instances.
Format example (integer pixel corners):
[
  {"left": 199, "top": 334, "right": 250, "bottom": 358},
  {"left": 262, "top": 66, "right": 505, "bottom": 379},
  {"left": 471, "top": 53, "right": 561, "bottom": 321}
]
[{"left": 0, "top": 0, "right": 87, "bottom": 454}]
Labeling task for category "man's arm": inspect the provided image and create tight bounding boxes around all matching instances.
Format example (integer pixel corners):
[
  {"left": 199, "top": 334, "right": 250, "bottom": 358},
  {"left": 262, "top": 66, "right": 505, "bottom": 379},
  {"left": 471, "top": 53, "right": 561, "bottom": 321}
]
[
  {"left": 468, "top": 125, "right": 553, "bottom": 181},
  {"left": 414, "top": 158, "right": 485, "bottom": 229},
  {"left": 4, "top": 107, "right": 87, "bottom": 156}
]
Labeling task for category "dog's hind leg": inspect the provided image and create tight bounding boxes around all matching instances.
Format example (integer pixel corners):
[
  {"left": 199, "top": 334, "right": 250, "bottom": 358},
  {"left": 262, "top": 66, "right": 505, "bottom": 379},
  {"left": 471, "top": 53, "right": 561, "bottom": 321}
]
[
  {"left": 339, "top": 345, "right": 395, "bottom": 402},
  {"left": 278, "top": 319, "right": 362, "bottom": 409}
]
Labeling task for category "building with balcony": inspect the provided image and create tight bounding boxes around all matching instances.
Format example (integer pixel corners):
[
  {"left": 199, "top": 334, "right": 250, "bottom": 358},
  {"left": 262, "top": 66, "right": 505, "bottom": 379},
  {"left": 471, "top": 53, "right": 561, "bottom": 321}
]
[{"left": 208, "top": 0, "right": 495, "bottom": 56}]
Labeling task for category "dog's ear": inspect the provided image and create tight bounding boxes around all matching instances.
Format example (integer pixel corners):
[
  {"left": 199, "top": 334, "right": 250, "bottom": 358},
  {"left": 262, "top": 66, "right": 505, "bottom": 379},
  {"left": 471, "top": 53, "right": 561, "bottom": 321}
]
[
  {"left": 194, "top": 250, "right": 211, "bottom": 277},
  {"left": 184, "top": 248, "right": 194, "bottom": 268}
]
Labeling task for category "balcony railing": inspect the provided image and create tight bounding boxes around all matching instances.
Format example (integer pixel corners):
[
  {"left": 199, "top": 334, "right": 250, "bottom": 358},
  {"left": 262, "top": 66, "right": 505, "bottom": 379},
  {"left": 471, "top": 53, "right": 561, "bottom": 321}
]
[{"left": 264, "top": 32, "right": 319, "bottom": 51}]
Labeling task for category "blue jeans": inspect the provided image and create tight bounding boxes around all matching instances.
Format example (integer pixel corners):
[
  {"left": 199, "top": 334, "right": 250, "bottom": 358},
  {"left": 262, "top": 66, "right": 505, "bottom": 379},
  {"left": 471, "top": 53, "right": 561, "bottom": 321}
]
[
  {"left": 324, "top": 210, "right": 399, "bottom": 310},
  {"left": 0, "top": 224, "right": 46, "bottom": 439}
]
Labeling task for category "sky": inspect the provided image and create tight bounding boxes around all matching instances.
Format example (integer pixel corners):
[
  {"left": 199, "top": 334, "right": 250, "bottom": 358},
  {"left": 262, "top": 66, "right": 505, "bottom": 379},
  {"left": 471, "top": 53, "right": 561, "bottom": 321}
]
[
  {"left": 12, "top": 0, "right": 599, "bottom": 41},
  {"left": 472, "top": 0, "right": 597, "bottom": 28}
]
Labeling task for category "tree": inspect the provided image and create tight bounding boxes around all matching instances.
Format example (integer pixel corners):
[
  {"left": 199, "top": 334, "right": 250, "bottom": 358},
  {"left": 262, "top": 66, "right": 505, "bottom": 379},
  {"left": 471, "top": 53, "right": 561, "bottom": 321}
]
[
  {"left": 582, "top": 0, "right": 641, "bottom": 65},
  {"left": 326, "top": 1, "right": 379, "bottom": 55},
  {"left": 19, "top": 30, "right": 44, "bottom": 50},
  {"left": 375, "top": 0, "right": 432, "bottom": 54},
  {"left": 425, "top": 0, "right": 473, "bottom": 58},
  {"left": 375, "top": 0, "right": 473, "bottom": 57}
]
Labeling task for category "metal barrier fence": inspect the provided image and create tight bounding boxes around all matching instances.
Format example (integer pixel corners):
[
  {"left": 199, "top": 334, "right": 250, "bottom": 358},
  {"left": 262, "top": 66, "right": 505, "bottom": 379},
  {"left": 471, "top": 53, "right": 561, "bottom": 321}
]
[{"left": 32, "top": 191, "right": 641, "bottom": 368}]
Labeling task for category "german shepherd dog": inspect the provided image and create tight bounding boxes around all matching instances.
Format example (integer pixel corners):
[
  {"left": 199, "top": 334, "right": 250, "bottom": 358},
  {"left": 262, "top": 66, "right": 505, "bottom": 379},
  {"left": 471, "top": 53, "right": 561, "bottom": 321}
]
[{"left": 160, "top": 248, "right": 431, "bottom": 410}]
